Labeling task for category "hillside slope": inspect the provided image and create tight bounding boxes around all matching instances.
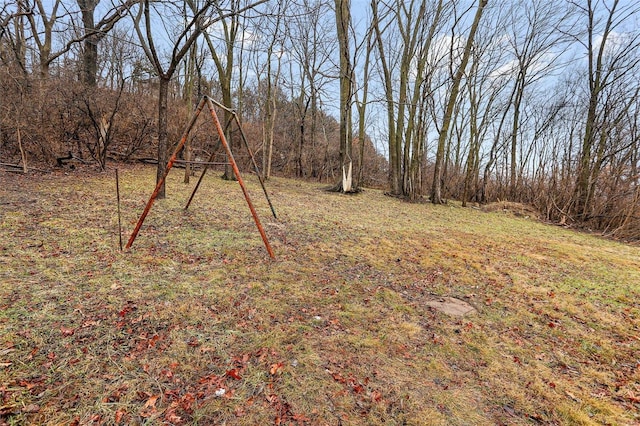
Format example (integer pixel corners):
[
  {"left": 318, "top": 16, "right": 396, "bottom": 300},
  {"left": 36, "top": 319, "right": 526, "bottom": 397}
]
[{"left": 1, "top": 165, "right": 639, "bottom": 425}]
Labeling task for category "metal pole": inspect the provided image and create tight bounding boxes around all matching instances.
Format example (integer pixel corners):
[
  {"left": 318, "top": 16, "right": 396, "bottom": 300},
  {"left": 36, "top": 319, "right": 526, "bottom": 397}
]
[
  {"left": 116, "top": 168, "right": 123, "bottom": 251},
  {"left": 126, "top": 97, "right": 207, "bottom": 249},
  {"left": 184, "top": 115, "right": 233, "bottom": 210},
  {"left": 184, "top": 139, "right": 222, "bottom": 210},
  {"left": 231, "top": 111, "right": 277, "bottom": 219},
  {"left": 205, "top": 96, "right": 275, "bottom": 259}
]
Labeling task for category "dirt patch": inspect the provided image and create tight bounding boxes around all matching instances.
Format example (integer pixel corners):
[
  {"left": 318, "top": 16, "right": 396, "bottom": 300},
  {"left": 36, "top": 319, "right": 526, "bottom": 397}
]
[{"left": 425, "top": 296, "right": 476, "bottom": 316}]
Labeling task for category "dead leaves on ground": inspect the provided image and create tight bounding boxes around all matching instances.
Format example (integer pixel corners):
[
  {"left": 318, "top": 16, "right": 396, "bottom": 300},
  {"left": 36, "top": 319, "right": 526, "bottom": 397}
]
[{"left": 1, "top": 167, "right": 639, "bottom": 425}]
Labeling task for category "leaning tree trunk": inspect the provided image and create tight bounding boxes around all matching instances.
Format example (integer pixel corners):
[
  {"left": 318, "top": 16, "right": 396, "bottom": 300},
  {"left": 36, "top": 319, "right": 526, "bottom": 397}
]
[{"left": 432, "top": 0, "right": 487, "bottom": 204}]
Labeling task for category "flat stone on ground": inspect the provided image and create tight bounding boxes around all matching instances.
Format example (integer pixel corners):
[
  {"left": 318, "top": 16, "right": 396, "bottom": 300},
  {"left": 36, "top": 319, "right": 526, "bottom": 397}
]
[{"left": 425, "top": 296, "right": 476, "bottom": 316}]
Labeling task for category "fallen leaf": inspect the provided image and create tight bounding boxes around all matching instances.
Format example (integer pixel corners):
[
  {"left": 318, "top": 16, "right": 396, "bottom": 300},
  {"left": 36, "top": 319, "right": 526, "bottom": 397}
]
[
  {"left": 270, "top": 362, "right": 284, "bottom": 375},
  {"left": 226, "top": 369, "right": 242, "bottom": 380},
  {"left": 60, "top": 326, "right": 75, "bottom": 336},
  {"left": 165, "top": 411, "right": 182, "bottom": 423},
  {"left": 27, "top": 347, "right": 39, "bottom": 360},
  {"left": 22, "top": 404, "right": 40, "bottom": 413},
  {"left": 144, "top": 395, "right": 159, "bottom": 409},
  {"left": 115, "top": 409, "right": 126, "bottom": 423},
  {"left": 0, "top": 346, "right": 15, "bottom": 356}
]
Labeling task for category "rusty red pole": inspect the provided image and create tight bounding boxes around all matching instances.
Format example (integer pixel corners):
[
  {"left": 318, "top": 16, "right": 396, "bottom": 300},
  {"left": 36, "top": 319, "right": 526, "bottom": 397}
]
[
  {"left": 184, "top": 139, "right": 221, "bottom": 211},
  {"left": 207, "top": 98, "right": 277, "bottom": 219},
  {"left": 231, "top": 112, "right": 277, "bottom": 219},
  {"left": 125, "top": 97, "right": 207, "bottom": 249},
  {"left": 184, "top": 115, "right": 233, "bottom": 210},
  {"left": 205, "top": 96, "right": 275, "bottom": 259}
]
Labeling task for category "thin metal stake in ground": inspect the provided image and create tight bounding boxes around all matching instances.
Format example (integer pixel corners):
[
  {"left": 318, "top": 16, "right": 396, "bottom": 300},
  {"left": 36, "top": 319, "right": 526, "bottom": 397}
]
[{"left": 116, "top": 168, "right": 123, "bottom": 251}]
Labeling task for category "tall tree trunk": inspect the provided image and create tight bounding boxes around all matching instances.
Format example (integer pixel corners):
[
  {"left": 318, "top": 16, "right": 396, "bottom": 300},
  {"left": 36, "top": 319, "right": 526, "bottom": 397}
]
[
  {"left": 78, "top": 0, "right": 99, "bottom": 86},
  {"left": 14, "top": 1, "right": 27, "bottom": 74},
  {"left": 431, "top": 0, "right": 487, "bottom": 204},
  {"left": 221, "top": 80, "right": 235, "bottom": 180},
  {"left": 356, "top": 27, "right": 374, "bottom": 188},
  {"left": 335, "top": 0, "right": 353, "bottom": 191},
  {"left": 371, "top": 0, "right": 400, "bottom": 195},
  {"left": 509, "top": 79, "right": 524, "bottom": 199},
  {"left": 156, "top": 76, "right": 170, "bottom": 199}
]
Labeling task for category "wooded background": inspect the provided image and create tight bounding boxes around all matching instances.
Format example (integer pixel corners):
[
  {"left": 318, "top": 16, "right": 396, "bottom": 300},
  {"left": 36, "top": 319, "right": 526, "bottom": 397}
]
[{"left": 1, "top": 0, "right": 639, "bottom": 240}]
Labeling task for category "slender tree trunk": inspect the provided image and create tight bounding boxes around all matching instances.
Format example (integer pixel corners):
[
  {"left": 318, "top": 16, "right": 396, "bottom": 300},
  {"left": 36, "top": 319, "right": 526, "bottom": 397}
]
[
  {"left": 574, "top": 0, "right": 619, "bottom": 218},
  {"left": 221, "top": 83, "right": 235, "bottom": 180},
  {"left": 17, "top": 126, "right": 27, "bottom": 173},
  {"left": 156, "top": 76, "right": 170, "bottom": 199},
  {"left": 510, "top": 80, "right": 524, "bottom": 199},
  {"left": 335, "top": 0, "right": 353, "bottom": 192},
  {"left": 356, "top": 27, "right": 373, "bottom": 187},
  {"left": 371, "top": 0, "right": 400, "bottom": 195},
  {"left": 14, "top": 2, "right": 27, "bottom": 74},
  {"left": 262, "top": 57, "right": 276, "bottom": 180},
  {"left": 183, "top": 41, "right": 197, "bottom": 184},
  {"left": 432, "top": 0, "right": 487, "bottom": 204}
]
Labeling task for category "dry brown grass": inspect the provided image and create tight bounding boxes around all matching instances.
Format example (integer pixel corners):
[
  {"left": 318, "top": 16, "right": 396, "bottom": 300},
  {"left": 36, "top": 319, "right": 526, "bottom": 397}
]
[
  {"left": 481, "top": 201, "right": 541, "bottom": 219},
  {"left": 1, "top": 164, "right": 639, "bottom": 425}
]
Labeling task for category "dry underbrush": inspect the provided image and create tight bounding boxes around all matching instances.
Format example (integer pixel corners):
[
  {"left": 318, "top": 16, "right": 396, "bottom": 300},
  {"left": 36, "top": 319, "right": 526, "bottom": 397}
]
[{"left": 482, "top": 201, "right": 541, "bottom": 220}]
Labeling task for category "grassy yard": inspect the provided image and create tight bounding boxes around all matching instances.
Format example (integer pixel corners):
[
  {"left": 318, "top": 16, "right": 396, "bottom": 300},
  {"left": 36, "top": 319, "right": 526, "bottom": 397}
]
[{"left": 1, "top": 165, "right": 639, "bottom": 425}]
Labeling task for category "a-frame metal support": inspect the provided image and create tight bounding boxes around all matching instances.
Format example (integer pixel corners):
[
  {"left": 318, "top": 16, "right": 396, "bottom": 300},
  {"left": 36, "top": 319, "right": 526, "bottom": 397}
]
[{"left": 125, "top": 96, "right": 276, "bottom": 259}]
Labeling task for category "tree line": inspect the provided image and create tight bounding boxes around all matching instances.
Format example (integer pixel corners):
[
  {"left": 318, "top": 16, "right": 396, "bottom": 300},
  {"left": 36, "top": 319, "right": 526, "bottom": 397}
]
[{"left": 1, "top": 0, "right": 639, "bottom": 240}]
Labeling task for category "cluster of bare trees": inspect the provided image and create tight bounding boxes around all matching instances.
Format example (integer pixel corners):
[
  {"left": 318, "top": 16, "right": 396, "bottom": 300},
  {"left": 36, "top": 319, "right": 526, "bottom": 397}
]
[
  {"left": 363, "top": 0, "right": 640, "bottom": 238},
  {"left": 1, "top": 0, "right": 640, "bottom": 239},
  {"left": 0, "top": 0, "right": 387, "bottom": 191}
]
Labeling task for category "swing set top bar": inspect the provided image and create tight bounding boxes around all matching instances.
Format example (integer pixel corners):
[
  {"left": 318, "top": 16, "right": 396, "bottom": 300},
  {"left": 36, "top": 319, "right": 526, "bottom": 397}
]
[
  {"left": 173, "top": 159, "right": 229, "bottom": 166},
  {"left": 208, "top": 97, "right": 235, "bottom": 113},
  {"left": 125, "top": 95, "right": 276, "bottom": 259}
]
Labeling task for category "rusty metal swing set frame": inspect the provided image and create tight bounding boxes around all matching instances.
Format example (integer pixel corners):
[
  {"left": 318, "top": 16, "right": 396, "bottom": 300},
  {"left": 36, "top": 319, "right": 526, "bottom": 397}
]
[{"left": 125, "top": 96, "right": 276, "bottom": 259}]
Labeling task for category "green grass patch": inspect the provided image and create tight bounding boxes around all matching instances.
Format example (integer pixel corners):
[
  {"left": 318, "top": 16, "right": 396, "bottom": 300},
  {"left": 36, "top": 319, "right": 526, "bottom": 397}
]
[{"left": 0, "top": 165, "right": 639, "bottom": 425}]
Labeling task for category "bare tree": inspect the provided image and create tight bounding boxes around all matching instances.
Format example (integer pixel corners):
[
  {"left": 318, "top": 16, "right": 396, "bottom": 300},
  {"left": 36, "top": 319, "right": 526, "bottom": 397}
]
[
  {"left": 501, "top": 0, "right": 574, "bottom": 199},
  {"left": 572, "top": 0, "right": 640, "bottom": 219},
  {"left": 371, "top": 0, "right": 450, "bottom": 199},
  {"left": 432, "top": 0, "right": 487, "bottom": 204},
  {"left": 460, "top": 5, "right": 510, "bottom": 207},
  {"left": 201, "top": 0, "right": 243, "bottom": 180},
  {"left": 131, "top": 0, "right": 212, "bottom": 197},
  {"left": 249, "top": 0, "right": 287, "bottom": 180},
  {"left": 332, "top": 0, "right": 354, "bottom": 192},
  {"left": 76, "top": 0, "right": 137, "bottom": 86},
  {"left": 284, "top": 0, "right": 335, "bottom": 179}
]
